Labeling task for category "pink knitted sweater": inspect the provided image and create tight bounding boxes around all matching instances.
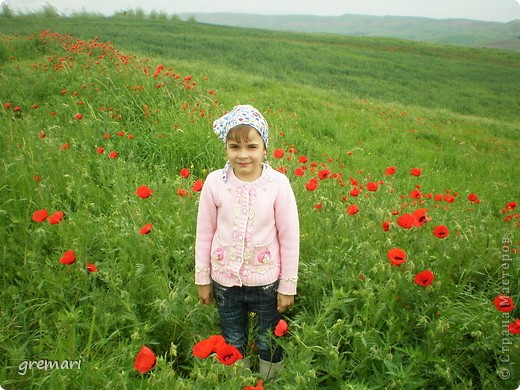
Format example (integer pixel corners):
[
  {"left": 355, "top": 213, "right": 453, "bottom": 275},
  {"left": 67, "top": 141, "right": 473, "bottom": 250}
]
[{"left": 195, "top": 165, "right": 300, "bottom": 295}]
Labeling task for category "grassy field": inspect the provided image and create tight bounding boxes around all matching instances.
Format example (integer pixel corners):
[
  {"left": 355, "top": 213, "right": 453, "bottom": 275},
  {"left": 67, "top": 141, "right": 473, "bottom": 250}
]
[
  {"left": 180, "top": 13, "right": 520, "bottom": 51},
  {"left": 0, "top": 16, "right": 519, "bottom": 389}
]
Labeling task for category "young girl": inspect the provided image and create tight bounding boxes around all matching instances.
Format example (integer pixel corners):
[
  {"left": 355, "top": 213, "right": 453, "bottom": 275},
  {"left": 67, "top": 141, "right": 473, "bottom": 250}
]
[{"left": 195, "top": 105, "right": 299, "bottom": 380}]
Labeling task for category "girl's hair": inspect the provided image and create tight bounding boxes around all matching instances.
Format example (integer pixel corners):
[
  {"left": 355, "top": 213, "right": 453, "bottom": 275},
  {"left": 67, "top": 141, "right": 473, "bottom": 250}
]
[{"left": 226, "top": 125, "right": 267, "bottom": 148}]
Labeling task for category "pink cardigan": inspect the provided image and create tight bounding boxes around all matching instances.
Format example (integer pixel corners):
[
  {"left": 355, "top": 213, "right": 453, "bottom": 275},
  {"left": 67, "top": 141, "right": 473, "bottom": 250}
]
[{"left": 195, "top": 165, "right": 300, "bottom": 295}]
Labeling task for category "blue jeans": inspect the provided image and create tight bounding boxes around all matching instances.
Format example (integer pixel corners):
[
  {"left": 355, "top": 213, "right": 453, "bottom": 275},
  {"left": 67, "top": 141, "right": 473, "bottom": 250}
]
[{"left": 212, "top": 280, "right": 282, "bottom": 363}]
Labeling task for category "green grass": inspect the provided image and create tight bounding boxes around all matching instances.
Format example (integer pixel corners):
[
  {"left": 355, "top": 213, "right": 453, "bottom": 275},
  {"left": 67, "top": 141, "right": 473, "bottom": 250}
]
[
  {"left": 0, "top": 17, "right": 519, "bottom": 389},
  {"left": 180, "top": 13, "right": 520, "bottom": 50},
  {"left": 1, "top": 16, "right": 519, "bottom": 122}
]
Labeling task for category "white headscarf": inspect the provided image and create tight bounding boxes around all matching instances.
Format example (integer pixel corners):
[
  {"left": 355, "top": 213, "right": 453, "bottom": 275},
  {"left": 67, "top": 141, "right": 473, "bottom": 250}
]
[{"left": 212, "top": 105, "right": 269, "bottom": 181}]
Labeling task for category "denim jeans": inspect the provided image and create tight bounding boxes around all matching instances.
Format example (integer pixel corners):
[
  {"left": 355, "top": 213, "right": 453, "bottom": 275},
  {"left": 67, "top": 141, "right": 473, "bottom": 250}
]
[{"left": 212, "top": 280, "right": 282, "bottom": 363}]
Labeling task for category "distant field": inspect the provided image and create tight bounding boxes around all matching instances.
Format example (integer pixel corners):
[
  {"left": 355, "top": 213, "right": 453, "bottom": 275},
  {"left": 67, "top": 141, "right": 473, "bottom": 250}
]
[
  {"left": 1, "top": 16, "right": 519, "bottom": 389},
  {"left": 1, "top": 16, "right": 519, "bottom": 122},
  {"left": 181, "top": 13, "right": 520, "bottom": 52}
]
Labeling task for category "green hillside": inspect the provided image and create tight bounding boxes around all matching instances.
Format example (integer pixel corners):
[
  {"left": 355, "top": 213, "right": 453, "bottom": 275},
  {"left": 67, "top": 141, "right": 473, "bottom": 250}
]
[
  {"left": 0, "top": 16, "right": 519, "bottom": 389},
  {"left": 1, "top": 16, "right": 519, "bottom": 123},
  {"left": 182, "top": 13, "right": 520, "bottom": 51}
]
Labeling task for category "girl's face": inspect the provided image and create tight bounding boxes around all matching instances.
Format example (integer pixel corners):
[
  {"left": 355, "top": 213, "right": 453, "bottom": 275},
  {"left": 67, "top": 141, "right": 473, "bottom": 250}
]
[{"left": 226, "top": 127, "right": 266, "bottom": 182}]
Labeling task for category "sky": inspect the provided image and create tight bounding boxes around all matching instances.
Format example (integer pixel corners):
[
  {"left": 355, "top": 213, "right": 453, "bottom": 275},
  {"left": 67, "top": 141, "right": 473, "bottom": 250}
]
[{"left": 4, "top": 0, "right": 520, "bottom": 22}]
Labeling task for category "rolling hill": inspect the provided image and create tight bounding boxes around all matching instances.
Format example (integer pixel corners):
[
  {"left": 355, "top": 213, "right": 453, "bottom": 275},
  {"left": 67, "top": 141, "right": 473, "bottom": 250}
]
[{"left": 180, "top": 13, "right": 520, "bottom": 51}]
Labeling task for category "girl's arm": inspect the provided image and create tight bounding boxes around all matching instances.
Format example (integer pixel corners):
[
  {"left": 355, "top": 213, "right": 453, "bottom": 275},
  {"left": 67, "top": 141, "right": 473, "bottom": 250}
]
[
  {"left": 277, "top": 293, "right": 294, "bottom": 312},
  {"left": 198, "top": 284, "right": 214, "bottom": 305},
  {"left": 195, "top": 173, "right": 217, "bottom": 286},
  {"left": 275, "top": 175, "right": 300, "bottom": 296}
]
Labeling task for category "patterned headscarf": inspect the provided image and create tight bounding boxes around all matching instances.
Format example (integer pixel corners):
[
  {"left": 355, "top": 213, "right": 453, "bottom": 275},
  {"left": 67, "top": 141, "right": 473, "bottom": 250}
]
[
  {"left": 213, "top": 105, "right": 269, "bottom": 148},
  {"left": 213, "top": 105, "right": 270, "bottom": 181}
]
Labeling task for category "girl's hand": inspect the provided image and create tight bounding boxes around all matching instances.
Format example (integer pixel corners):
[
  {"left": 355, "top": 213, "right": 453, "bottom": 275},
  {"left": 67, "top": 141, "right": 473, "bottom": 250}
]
[
  {"left": 198, "top": 284, "right": 214, "bottom": 305},
  {"left": 277, "top": 293, "right": 294, "bottom": 312}
]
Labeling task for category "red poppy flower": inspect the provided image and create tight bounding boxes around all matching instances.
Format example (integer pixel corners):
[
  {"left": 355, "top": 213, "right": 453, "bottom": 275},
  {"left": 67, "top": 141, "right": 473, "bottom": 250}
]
[
  {"left": 434, "top": 193, "right": 443, "bottom": 201},
  {"left": 382, "top": 220, "right": 391, "bottom": 232},
  {"left": 467, "top": 193, "right": 478, "bottom": 202},
  {"left": 410, "top": 167, "right": 422, "bottom": 177},
  {"left": 193, "top": 339, "right": 214, "bottom": 359},
  {"left": 216, "top": 343, "right": 242, "bottom": 365},
  {"left": 207, "top": 335, "right": 226, "bottom": 351},
  {"left": 444, "top": 194, "right": 455, "bottom": 203},
  {"left": 414, "top": 270, "right": 434, "bottom": 286},
  {"left": 298, "top": 155, "right": 308, "bottom": 163},
  {"left": 433, "top": 225, "right": 449, "bottom": 238},
  {"left": 59, "top": 250, "right": 76, "bottom": 265},
  {"left": 109, "top": 151, "right": 118, "bottom": 159},
  {"left": 86, "top": 262, "right": 98, "bottom": 272},
  {"left": 96, "top": 147, "right": 104, "bottom": 154},
  {"left": 191, "top": 179, "right": 204, "bottom": 192},
  {"left": 32, "top": 209, "right": 49, "bottom": 222},
  {"left": 397, "top": 213, "right": 414, "bottom": 229},
  {"left": 294, "top": 167, "right": 305, "bottom": 177},
  {"left": 273, "top": 149, "right": 284, "bottom": 159},
  {"left": 13, "top": 106, "right": 21, "bottom": 112},
  {"left": 177, "top": 188, "right": 189, "bottom": 197},
  {"left": 276, "top": 166, "right": 288, "bottom": 174},
  {"left": 385, "top": 166, "right": 396, "bottom": 176},
  {"left": 503, "top": 201, "right": 517, "bottom": 213},
  {"left": 508, "top": 319, "right": 520, "bottom": 334},
  {"left": 135, "top": 185, "right": 153, "bottom": 199},
  {"left": 388, "top": 248, "right": 407, "bottom": 266},
  {"left": 4, "top": 102, "right": 11, "bottom": 109},
  {"left": 350, "top": 187, "right": 360, "bottom": 197},
  {"left": 493, "top": 295, "right": 515, "bottom": 313},
  {"left": 180, "top": 168, "right": 190, "bottom": 178},
  {"left": 74, "top": 113, "right": 82, "bottom": 120},
  {"left": 133, "top": 345, "right": 156, "bottom": 374},
  {"left": 346, "top": 204, "right": 359, "bottom": 215},
  {"left": 274, "top": 319, "right": 288, "bottom": 337},
  {"left": 305, "top": 179, "right": 318, "bottom": 191},
  {"left": 139, "top": 223, "right": 153, "bottom": 235},
  {"left": 314, "top": 203, "right": 323, "bottom": 210},
  {"left": 318, "top": 169, "right": 330, "bottom": 180},
  {"left": 153, "top": 64, "right": 164, "bottom": 77},
  {"left": 412, "top": 208, "right": 430, "bottom": 227},
  {"left": 244, "top": 379, "right": 264, "bottom": 390},
  {"left": 366, "top": 182, "right": 378, "bottom": 192},
  {"left": 48, "top": 211, "right": 64, "bottom": 224},
  {"left": 410, "top": 189, "right": 422, "bottom": 199}
]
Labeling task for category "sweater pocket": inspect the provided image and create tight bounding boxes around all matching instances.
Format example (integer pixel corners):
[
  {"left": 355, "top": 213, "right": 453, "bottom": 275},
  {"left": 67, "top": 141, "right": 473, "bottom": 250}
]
[
  {"left": 251, "top": 240, "right": 274, "bottom": 275},
  {"left": 211, "top": 235, "right": 229, "bottom": 270}
]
